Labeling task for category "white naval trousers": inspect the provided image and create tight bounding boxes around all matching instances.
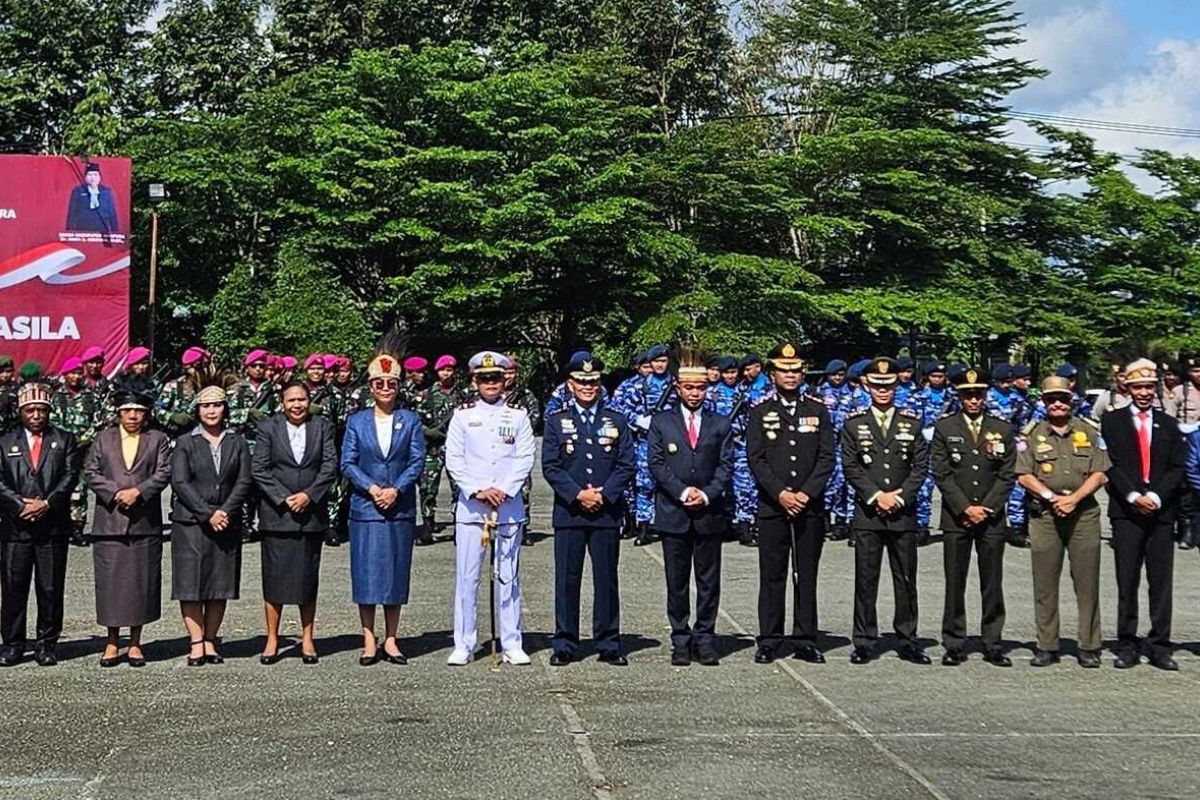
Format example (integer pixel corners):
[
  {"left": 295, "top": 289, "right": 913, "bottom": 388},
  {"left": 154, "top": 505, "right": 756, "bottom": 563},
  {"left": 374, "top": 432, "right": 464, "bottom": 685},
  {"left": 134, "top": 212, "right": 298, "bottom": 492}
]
[{"left": 453, "top": 521, "right": 523, "bottom": 653}]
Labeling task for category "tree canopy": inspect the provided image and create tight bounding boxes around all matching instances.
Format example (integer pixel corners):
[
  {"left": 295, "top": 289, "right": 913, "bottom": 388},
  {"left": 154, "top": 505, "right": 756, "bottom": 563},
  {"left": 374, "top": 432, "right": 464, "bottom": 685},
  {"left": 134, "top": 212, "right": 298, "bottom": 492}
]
[{"left": 2, "top": 0, "right": 1194, "bottom": 387}]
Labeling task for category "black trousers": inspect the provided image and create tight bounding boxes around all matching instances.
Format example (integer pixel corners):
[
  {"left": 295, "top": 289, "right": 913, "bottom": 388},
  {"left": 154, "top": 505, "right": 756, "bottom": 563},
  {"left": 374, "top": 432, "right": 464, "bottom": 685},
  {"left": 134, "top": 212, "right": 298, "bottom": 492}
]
[
  {"left": 852, "top": 527, "right": 918, "bottom": 650},
  {"left": 941, "top": 525, "right": 1006, "bottom": 651},
  {"left": 660, "top": 528, "right": 722, "bottom": 650},
  {"left": 1112, "top": 516, "right": 1174, "bottom": 652},
  {"left": 757, "top": 513, "right": 824, "bottom": 649},
  {"left": 552, "top": 526, "right": 621, "bottom": 656},
  {"left": 1, "top": 534, "right": 68, "bottom": 647}
]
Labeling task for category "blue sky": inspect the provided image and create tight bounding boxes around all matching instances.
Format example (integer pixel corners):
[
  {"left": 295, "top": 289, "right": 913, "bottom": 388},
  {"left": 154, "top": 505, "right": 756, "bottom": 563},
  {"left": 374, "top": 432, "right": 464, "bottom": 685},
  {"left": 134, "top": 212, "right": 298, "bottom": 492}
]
[{"left": 1008, "top": 1, "right": 1200, "bottom": 174}]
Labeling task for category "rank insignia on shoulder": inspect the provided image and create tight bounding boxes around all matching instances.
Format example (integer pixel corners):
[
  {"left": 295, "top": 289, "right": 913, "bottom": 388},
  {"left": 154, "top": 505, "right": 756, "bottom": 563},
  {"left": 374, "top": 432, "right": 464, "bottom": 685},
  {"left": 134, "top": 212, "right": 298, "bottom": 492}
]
[{"left": 458, "top": 400, "right": 476, "bottom": 410}]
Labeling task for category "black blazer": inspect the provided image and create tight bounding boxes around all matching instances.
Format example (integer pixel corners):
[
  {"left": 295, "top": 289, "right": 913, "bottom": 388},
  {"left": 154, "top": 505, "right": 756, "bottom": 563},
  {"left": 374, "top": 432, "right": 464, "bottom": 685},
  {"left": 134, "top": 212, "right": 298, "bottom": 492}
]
[
  {"left": 1101, "top": 408, "right": 1186, "bottom": 522},
  {"left": 931, "top": 412, "right": 1015, "bottom": 531},
  {"left": 746, "top": 396, "right": 834, "bottom": 519},
  {"left": 252, "top": 414, "right": 338, "bottom": 533},
  {"left": 839, "top": 407, "right": 929, "bottom": 532},
  {"left": 171, "top": 430, "right": 254, "bottom": 527},
  {"left": 647, "top": 408, "right": 733, "bottom": 535},
  {"left": 0, "top": 425, "right": 81, "bottom": 539}
]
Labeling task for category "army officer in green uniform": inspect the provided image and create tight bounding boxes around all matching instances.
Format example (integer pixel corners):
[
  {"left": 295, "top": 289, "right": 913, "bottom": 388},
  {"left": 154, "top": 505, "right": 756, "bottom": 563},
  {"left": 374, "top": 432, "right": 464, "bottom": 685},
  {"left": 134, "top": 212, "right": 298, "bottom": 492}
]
[{"left": 1015, "top": 376, "right": 1111, "bottom": 668}]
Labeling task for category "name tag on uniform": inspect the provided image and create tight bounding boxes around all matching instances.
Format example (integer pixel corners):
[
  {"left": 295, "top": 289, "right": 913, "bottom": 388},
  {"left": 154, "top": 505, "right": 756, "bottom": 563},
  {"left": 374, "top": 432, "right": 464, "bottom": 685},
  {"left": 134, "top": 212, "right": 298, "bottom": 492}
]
[
  {"left": 947, "top": 436, "right": 964, "bottom": 444},
  {"left": 469, "top": 421, "right": 483, "bottom": 427}
]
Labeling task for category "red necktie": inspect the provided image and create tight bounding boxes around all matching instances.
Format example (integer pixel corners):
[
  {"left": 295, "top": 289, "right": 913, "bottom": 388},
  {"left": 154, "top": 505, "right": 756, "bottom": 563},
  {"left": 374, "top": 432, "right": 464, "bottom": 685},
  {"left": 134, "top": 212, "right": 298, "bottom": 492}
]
[
  {"left": 1137, "top": 411, "right": 1151, "bottom": 484},
  {"left": 687, "top": 412, "right": 699, "bottom": 449},
  {"left": 29, "top": 432, "right": 42, "bottom": 469}
]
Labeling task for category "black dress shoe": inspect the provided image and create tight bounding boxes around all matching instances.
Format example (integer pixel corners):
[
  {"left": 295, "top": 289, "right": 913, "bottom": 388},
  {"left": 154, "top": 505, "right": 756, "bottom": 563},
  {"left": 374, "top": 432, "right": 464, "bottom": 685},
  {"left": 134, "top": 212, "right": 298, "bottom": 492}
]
[
  {"left": 1150, "top": 652, "right": 1179, "bottom": 671},
  {"left": 1004, "top": 527, "right": 1031, "bottom": 548},
  {"left": 898, "top": 645, "right": 932, "bottom": 665},
  {"left": 982, "top": 649, "right": 1012, "bottom": 667},
  {"left": 549, "top": 651, "right": 572, "bottom": 667},
  {"left": 754, "top": 646, "right": 776, "bottom": 664},
  {"left": 383, "top": 649, "right": 407, "bottom": 665},
  {"left": 597, "top": 652, "right": 628, "bottom": 666},
  {"left": 827, "top": 525, "right": 849, "bottom": 542},
  {"left": 941, "top": 650, "right": 966, "bottom": 667},
  {"left": 1113, "top": 650, "right": 1139, "bottom": 669},
  {"left": 359, "top": 652, "right": 379, "bottom": 667},
  {"left": 634, "top": 527, "right": 660, "bottom": 547},
  {"left": 1078, "top": 650, "right": 1101, "bottom": 669},
  {"left": 849, "top": 647, "right": 874, "bottom": 665},
  {"left": 33, "top": 644, "right": 57, "bottom": 667},
  {"left": 324, "top": 529, "right": 341, "bottom": 547},
  {"left": 696, "top": 648, "right": 720, "bottom": 667},
  {"left": 1030, "top": 649, "right": 1060, "bottom": 667},
  {"left": 793, "top": 645, "right": 826, "bottom": 664},
  {"left": 0, "top": 647, "right": 22, "bottom": 667},
  {"left": 301, "top": 652, "right": 319, "bottom": 665},
  {"left": 260, "top": 650, "right": 282, "bottom": 666},
  {"left": 416, "top": 519, "right": 436, "bottom": 546},
  {"left": 127, "top": 654, "right": 146, "bottom": 668},
  {"left": 670, "top": 647, "right": 691, "bottom": 667},
  {"left": 916, "top": 527, "right": 931, "bottom": 547},
  {"left": 99, "top": 655, "right": 121, "bottom": 668},
  {"left": 187, "top": 640, "right": 206, "bottom": 667}
]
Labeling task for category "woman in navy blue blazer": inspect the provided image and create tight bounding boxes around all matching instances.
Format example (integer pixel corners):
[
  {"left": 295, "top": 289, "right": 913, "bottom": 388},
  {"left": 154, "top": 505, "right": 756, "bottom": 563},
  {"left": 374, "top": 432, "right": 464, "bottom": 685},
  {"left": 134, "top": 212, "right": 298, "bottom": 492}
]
[{"left": 340, "top": 355, "right": 426, "bottom": 665}]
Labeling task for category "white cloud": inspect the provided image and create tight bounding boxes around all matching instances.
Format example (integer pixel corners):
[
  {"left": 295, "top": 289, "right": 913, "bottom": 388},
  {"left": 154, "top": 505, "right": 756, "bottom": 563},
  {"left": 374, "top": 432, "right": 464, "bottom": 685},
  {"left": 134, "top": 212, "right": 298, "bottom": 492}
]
[
  {"left": 1008, "top": 2, "right": 1132, "bottom": 107},
  {"left": 1010, "top": 37, "right": 1200, "bottom": 191}
]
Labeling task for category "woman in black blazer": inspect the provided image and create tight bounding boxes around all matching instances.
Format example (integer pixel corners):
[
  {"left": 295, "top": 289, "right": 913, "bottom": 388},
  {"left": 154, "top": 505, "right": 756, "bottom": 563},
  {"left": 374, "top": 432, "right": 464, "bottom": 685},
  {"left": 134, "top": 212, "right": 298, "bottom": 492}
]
[
  {"left": 170, "top": 385, "right": 253, "bottom": 666},
  {"left": 251, "top": 381, "right": 338, "bottom": 664}
]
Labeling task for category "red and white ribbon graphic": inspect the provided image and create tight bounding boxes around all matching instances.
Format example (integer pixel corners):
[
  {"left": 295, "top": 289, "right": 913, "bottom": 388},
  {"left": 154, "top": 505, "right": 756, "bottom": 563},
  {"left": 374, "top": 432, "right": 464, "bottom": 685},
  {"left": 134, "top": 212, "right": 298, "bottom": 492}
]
[{"left": 0, "top": 243, "right": 130, "bottom": 289}]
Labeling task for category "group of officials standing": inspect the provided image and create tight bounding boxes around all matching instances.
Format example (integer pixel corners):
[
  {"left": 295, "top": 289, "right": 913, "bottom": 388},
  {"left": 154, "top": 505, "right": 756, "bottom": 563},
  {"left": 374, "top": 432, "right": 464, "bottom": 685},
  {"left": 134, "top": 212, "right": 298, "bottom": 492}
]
[{"left": 0, "top": 340, "right": 1192, "bottom": 672}]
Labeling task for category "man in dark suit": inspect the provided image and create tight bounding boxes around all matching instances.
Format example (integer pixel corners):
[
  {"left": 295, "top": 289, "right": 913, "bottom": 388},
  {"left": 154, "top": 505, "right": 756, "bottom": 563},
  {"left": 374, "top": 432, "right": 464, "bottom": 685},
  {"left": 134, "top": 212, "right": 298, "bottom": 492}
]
[
  {"left": 746, "top": 342, "right": 834, "bottom": 664},
  {"left": 931, "top": 367, "right": 1015, "bottom": 667},
  {"left": 65, "top": 162, "right": 120, "bottom": 233},
  {"left": 647, "top": 355, "right": 734, "bottom": 666},
  {"left": 0, "top": 384, "right": 80, "bottom": 666},
  {"left": 840, "top": 356, "right": 931, "bottom": 665},
  {"left": 1101, "top": 359, "right": 1187, "bottom": 670},
  {"left": 543, "top": 353, "right": 636, "bottom": 666}
]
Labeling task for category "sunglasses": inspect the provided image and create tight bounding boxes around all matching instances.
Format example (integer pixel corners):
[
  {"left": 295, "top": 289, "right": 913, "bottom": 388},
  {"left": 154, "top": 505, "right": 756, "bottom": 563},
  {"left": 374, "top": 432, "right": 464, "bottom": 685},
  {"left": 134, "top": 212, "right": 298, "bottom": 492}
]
[
  {"left": 476, "top": 374, "right": 504, "bottom": 384},
  {"left": 1044, "top": 395, "right": 1072, "bottom": 405},
  {"left": 573, "top": 379, "right": 601, "bottom": 387}
]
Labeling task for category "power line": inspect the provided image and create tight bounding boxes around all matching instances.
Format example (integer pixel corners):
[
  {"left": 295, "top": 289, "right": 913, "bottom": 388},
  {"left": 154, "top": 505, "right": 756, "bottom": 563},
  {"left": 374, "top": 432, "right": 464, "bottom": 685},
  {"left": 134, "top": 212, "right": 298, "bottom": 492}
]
[{"left": 1010, "top": 111, "right": 1200, "bottom": 139}]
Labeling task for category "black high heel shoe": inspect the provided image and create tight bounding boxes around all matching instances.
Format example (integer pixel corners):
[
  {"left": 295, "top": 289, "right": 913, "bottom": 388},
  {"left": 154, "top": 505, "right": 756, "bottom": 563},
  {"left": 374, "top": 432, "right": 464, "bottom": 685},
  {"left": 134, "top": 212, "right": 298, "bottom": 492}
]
[
  {"left": 99, "top": 653, "right": 121, "bottom": 668},
  {"left": 127, "top": 650, "right": 146, "bottom": 668},
  {"left": 383, "top": 649, "right": 407, "bottom": 665},
  {"left": 187, "top": 640, "right": 205, "bottom": 667},
  {"left": 301, "top": 650, "right": 319, "bottom": 665},
  {"left": 359, "top": 651, "right": 379, "bottom": 667},
  {"left": 260, "top": 646, "right": 282, "bottom": 666},
  {"left": 203, "top": 639, "right": 224, "bottom": 665}
]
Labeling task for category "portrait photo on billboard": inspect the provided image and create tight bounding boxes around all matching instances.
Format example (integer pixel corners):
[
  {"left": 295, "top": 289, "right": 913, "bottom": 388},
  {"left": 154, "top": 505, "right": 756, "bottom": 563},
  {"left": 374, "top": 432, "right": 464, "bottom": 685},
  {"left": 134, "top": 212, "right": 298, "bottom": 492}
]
[
  {"left": 0, "top": 155, "right": 132, "bottom": 371},
  {"left": 64, "top": 161, "right": 122, "bottom": 235}
]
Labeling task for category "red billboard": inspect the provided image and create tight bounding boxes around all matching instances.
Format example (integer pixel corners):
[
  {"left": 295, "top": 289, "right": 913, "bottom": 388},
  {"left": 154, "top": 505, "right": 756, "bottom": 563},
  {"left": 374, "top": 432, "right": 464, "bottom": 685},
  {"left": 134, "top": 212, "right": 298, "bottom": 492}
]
[{"left": 0, "top": 154, "right": 131, "bottom": 373}]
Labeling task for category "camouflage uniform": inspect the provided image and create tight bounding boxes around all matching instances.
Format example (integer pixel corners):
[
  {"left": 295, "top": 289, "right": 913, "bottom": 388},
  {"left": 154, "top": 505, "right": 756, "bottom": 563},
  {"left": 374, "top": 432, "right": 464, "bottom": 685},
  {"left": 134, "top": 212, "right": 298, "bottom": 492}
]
[
  {"left": 50, "top": 385, "right": 102, "bottom": 534},
  {"left": 306, "top": 383, "right": 347, "bottom": 541},
  {"left": 156, "top": 374, "right": 201, "bottom": 437},
  {"left": 226, "top": 378, "right": 278, "bottom": 539},
  {"left": 905, "top": 383, "right": 959, "bottom": 535},
  {"left": 818, "top": 379, "right": 855, "bottom": 530},
  {"left": 504, "top": 383, "right": 541, "bottom": 539},
  {"left": 419, "top": 382, "right": 464, "bottom": 529},
  {"left": 0, "top": 380, "right": 18, "bottom": 434},
  {"left": 609, "top": 372, "right": 676, "bottom": 528}
]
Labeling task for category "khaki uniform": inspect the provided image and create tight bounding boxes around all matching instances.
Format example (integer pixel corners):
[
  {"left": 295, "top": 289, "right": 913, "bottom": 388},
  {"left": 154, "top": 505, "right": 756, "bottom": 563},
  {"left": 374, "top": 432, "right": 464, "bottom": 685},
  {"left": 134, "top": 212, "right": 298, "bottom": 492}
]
[{"left": 1015, "top": 417, "right": 1111, "bottom": 652}]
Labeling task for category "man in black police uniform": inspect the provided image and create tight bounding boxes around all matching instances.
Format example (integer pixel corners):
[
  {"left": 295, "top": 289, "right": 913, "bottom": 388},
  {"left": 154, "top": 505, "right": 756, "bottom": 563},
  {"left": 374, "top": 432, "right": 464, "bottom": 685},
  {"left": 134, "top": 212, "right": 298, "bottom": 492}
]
[
  {"left": 0, "top": 384, "right": 81, "bottom": 666},
  {"left": 647, "top": 353, "right": 733, "bottom": 666},
  {"left": 1101, "top": 359, "right": 1186, "bottom": 670},
  {"left": 746, "top": 342, "right": 834, "bottom": 664},
  {"left": 841, "top": 357, "right": 931, "bottom": 665},
  {"left": 542, "top": 353, "right": 636, "bottom": 666},
  {"left": 931, "top": 367, "right": 1015, "bottom": 667}
]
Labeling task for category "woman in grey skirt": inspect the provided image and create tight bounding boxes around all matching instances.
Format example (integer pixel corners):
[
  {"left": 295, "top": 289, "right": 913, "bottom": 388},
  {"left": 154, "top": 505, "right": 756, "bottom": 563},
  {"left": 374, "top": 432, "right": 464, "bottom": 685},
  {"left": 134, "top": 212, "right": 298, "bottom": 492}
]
[
  {"left": 170, "top": 385, "right": 253, "bottom": 666},
  {"left": 252, "top": 381, "right": 338, "bottom": 665},
  {"left": 83, "top": 381, "right": 171, "bottom": 667}
]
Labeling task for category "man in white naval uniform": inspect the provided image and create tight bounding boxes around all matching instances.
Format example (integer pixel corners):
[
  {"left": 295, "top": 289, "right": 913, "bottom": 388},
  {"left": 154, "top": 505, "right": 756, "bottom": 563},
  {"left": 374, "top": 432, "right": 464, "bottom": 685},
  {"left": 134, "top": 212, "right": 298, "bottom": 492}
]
[{"left": 445, "top": 351, "right": 536, "bottom": 665}]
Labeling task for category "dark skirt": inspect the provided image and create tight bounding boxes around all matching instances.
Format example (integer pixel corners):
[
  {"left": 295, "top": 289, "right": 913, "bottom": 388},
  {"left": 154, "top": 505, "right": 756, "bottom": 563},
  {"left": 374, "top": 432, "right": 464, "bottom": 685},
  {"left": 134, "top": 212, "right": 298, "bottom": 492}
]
[
  {"left": 171, "top": 521, "right": 242, "bottom": 602},
  {"left": 93, "top": 537, "right": 162, "bottom": 628},
  {"left": 349, "top": 519, "right": 415, "bottom": 606},
  {"left": 261, "top": 530, "right": 322, "bottom": 605}
]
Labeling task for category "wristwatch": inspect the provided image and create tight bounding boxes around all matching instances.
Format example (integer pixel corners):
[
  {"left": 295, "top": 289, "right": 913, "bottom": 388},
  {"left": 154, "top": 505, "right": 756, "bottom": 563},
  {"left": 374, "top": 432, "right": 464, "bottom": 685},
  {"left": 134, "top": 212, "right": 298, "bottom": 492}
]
[{"left": 1040, "top": 489, "right": 1054, "bottom": 502}]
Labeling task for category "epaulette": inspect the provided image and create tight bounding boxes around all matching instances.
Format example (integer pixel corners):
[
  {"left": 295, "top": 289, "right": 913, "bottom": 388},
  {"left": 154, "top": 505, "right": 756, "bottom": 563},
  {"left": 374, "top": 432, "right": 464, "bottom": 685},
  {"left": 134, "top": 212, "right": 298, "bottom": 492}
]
[
  {"left": 1080, "top": 416, "right": 1101, "bottom": 431},
  {"left": 937, "top": 411, "right": 956, "bottom": 420},
  {"left": 898, "top": 409, "right": 921, "bottom": 419},
  {"left": 846, "top": 408, "right": 868, "bottom": 419},
  {"left": 749, "top": 394, "right": 772, "bottom": 408},
  {"left": 456, "top": 400, "right": 476, "bottom": 410},
  {"left": 1021, "top": 421, "right": 1036, "bottom": 436},
  {"left": 505, "top": 396, "right": 527, "bottom": 410},
  {"left": 987, "top": 411, "right": 1008, "bottom": 423}
]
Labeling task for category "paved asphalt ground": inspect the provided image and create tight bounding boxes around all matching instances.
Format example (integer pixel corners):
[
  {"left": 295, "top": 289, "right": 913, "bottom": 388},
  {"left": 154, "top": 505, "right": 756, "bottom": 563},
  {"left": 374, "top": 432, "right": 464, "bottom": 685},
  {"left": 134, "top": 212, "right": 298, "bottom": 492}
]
[{"left": 4, "top": 445, "right": 1200, "bottom": 799}]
